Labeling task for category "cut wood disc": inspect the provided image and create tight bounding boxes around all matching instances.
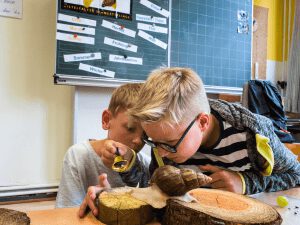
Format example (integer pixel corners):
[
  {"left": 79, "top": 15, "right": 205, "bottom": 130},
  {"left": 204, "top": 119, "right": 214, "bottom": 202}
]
[
  {"left": 0, "top": 208, "right": 30, "bottom": 225},
  {"left": 163, "top": 188, "right": 282, "bottom": 225},
  {"left": 98, "top": 189, "right": 153, "bottom": 225}
]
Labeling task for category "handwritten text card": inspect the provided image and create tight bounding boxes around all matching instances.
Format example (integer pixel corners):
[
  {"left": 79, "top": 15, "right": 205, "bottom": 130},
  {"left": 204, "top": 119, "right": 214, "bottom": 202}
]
[{"left": 0, "top": 0, "right": 22, "bottom": 19}]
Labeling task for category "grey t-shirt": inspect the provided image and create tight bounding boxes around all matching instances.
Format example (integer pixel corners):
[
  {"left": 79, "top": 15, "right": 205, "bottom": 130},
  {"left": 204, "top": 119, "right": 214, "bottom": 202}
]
[{"left": 55, "top": 141, "right": 150, "bottom": 208}]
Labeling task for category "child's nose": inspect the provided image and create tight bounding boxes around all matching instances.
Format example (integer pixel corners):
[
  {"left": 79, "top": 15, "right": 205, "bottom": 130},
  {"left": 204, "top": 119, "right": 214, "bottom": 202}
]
[{"left": 132, "top": 135, "right": 143, "bottom": 146}]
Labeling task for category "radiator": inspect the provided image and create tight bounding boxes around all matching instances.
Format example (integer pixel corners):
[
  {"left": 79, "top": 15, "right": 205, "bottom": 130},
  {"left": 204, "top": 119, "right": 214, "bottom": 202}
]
[{"left": 0, "top": 183, "right": 59, "bottom": 198}]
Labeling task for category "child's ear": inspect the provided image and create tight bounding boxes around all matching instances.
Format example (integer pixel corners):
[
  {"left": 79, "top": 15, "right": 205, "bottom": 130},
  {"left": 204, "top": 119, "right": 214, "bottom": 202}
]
[
  {"left": 197, "top": 113, "right": 210, "bottom": 131},
  {"left": 102, "top": 109, "right": 111, "bottom": 130}
]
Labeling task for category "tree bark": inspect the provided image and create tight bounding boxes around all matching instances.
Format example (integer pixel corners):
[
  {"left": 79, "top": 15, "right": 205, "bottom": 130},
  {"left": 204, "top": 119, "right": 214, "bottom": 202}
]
[
  {"left": 163, "top": 188, "right": 282, "bottom": 225},
  {"left": 0, "top": 208, "right": 30, "bottom": 225}
]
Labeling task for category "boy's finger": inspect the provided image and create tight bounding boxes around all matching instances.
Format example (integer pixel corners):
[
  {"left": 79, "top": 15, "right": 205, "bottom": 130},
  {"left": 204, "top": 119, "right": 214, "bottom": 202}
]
[
  {"left": 78, "top": 198, "right": 88, "bottom": 218},
  {"left": 199, "top": 164, "right": 221, "bottom": 173},
  {"left": 99, "top": 173, "right": 111, "bottom": 188},
  {"left": 87, "top": 199, "right": 98, "bottom": 217},
  {"left": 210, "top": 179, "right": 225, "bottom": 189}
]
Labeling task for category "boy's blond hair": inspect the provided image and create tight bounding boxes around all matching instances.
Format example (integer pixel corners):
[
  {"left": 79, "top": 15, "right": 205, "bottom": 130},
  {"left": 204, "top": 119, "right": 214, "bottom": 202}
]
[
  {"left": 129, "top": 67, "right": 210, "bottom": 125},
  {"left": 109, "top": 83, "right": 143, "bottom": 116}
]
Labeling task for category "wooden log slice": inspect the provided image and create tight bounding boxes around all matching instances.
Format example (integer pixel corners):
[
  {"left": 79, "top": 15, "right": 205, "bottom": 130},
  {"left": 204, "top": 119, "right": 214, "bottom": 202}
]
[
  {"left": 98, "top": 190, "right": 153, "bottom": 225},
  {"left": 163, "top": 188, "right": 282, "bottom": 225},
  {"left": 0, "top": 208, "right": 30, "bottom": 225}
]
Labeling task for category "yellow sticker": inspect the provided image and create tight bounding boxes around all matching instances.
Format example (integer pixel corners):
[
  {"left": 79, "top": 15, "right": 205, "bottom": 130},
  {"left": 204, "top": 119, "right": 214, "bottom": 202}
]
[{"left": 83, "top": 0, "right": 94, "bottom": 8}]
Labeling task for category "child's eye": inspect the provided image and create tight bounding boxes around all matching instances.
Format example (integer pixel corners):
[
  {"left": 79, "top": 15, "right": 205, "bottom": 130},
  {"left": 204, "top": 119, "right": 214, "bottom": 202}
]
[{"left": 127, "top": 127, "right": 136, "bottom": 132}]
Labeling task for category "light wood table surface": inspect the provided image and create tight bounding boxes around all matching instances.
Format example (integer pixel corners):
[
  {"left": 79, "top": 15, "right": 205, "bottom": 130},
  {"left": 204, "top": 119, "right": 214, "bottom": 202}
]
[
  {"left": 1, "top": 188, "right": 299, "bottom": 225},
  {"left": 250, "top": 187, "right": 300, "bottom": 225}
]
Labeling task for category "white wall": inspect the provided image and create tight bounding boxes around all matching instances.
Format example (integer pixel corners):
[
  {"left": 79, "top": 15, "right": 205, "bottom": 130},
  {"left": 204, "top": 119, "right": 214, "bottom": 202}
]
[
  {"left": 0, "top": 1, "right": 73, "bottom": 189},
  {"left": 74, "top": 86, "right": 114, "bottom": 143}
]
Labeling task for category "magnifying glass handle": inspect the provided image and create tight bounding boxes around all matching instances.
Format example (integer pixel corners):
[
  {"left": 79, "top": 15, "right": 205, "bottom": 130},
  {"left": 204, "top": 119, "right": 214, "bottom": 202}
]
[{"left": 115, "top": 147, "right": 120, "bottom": 156}]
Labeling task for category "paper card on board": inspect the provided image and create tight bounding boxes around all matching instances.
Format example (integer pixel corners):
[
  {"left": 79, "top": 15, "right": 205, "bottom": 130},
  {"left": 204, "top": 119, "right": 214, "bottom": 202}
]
[
  {"left": 137, "top": 22, "right": 168, "bottom": 34},
  {"left": 79, "top": 63, "right": 115, "bottom": 77},
  {"left": 109, "top": 54, "right": 143, "bottom": 65},
  {"left": 139, "top": 0, "right": 170, "bottom": 17},
  {"left": 137, "top": 30, "right": 167, "bottom": 49},
  {"left": 136, "top": 14, "right": 167, "bottom": 24},
  {"left": 58, "top": 13, "right": 97, "bottom": 26},
  {"left": 57, "top": 23, "right": 95, "bottom": 35},
  {"left": 102, "top": 19, "right": 136, "bottom": 37},
  {"left": 104, "top": 37, "right": 138, "bottom": 52},
  {"left": 64, "top": 52, "right": 101, "bottom": 62},
  {"left": 57, "top": 32, "right": 95, "bottom": 45}
]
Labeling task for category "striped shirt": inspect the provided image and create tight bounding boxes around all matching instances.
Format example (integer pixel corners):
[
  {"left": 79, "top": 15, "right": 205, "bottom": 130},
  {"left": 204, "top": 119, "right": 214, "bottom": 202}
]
[{"left": 181, "top": 110, "right": 252, "bottom": 172}]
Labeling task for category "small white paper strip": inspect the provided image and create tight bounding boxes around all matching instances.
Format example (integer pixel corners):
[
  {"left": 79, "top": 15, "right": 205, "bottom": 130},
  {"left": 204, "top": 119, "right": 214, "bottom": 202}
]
[
  {"left": 58, "top": 13, "right": 96, "bottom": 27},
  {"left": 136, "top": 14, "right": 167, "bottom": 24},
  {"left": 102, "top": 20, "right": 136, "bottom": 38},
  {"left": 137, "top": 22, "right": 168, "bottom": 34},
  {"left": 109, "top": 54, "right": 143, "bottom": 65},
  {"left": 56, "top": 32, "right": 95, "bottom": 45},
  {"left": 104, "top": 37, "right": 137, "bottom": 53},
  {"left": 138, "top": 30, "right": 167, "bottom": 49},
  {"left": 79, "top": 63, "right": 115, "bottom": 78},
  {"left": 140, "top": 0, "right": 170, "bottom": 18},
  {"left": 57, "top": 23, "right": 95, "bottom": 35},
  {"left": 64, "top": 52, "right": 101, "bottom": 62},
  {"left": 0, "top": 0, "right": 22, "bottom": 19}
]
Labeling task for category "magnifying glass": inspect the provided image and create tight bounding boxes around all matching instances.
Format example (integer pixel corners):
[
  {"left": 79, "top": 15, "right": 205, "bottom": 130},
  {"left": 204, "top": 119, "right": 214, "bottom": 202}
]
[{"left": 112, "top": 147, "right": 136, "bottom": 172}]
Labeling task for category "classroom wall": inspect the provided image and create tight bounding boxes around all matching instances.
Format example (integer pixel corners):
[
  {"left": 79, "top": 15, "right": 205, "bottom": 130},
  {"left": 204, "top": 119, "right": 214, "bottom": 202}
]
[
  {"left": 253, "top": 0, "right": 295, "bottom": 82},
  {"left": 0, "top": 1, "right": 73, "bottom": 190}
]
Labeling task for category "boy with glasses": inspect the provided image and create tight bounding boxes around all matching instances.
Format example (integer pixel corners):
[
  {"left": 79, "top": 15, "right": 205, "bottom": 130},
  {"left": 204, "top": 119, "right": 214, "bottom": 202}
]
[{"left": 128, "top": 67, "right": 300, "bottom": 195}]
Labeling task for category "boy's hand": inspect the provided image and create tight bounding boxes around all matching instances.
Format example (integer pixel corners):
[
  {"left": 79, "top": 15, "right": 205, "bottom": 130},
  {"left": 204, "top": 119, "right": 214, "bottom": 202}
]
[
  {"left": 199, "top": 165, "right": 243, "bottom": 194},
  {"left": 78, "top": 173, "right": 111, "bottom": 218},
  {"left": 90, "top": 139, "right": 127, "bottom": 168}
]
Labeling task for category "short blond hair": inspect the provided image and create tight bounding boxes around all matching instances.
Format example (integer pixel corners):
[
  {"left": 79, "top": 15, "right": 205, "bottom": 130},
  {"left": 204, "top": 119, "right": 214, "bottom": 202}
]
[
  {"left": 129, "top": 67, "right": 210, "bottom": 124},
  {"left": 109, "top": 83, "right": 143, "bottom": 116}
]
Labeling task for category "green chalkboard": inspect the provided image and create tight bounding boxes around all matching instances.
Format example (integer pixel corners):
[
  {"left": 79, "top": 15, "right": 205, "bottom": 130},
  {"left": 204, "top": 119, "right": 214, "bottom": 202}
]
[{"left": 55, "top": 0, "right": 170, "bottom": 86}]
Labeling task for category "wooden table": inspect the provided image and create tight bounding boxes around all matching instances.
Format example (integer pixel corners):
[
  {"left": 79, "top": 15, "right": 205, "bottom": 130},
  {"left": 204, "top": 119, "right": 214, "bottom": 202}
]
[
  {"left": 250, "top": 187, "right": 300, "bottom": 225},
  {"left": 28, "top": 208, "right": 102, "bottom": 225},
  {"left": 7, "top": 187, "right": 300, "bottom": 225}
]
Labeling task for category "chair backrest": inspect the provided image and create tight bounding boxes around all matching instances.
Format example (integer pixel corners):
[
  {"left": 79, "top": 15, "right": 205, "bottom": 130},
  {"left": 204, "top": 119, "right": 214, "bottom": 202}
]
[
  {"left": 285, "top": 143, "right": 300, "bottom": 161},
  {"left": 242, "top": 80, "right": 295, "bottom": 143}
]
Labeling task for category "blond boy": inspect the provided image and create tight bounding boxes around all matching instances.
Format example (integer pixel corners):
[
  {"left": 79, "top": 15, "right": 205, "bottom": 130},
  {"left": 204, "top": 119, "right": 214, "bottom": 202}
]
[{"left": 128, "top": 67, "right": 300, "bottom": 195}]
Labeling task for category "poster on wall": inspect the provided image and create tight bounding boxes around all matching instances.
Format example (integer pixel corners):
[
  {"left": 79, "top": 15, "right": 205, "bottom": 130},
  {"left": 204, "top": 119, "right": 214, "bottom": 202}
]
[
  {"left": 0, "top": 0, "right": 22, "bottom": 19},
  {"left": 62, "top": 0, "right": 132, "bottom": 20}
]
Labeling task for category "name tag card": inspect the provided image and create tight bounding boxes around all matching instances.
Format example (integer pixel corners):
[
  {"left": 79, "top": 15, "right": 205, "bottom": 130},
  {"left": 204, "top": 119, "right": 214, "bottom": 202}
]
[
  {"left": 79, "top": 63, "right": 115, "bottom": 78},
  {"left": 57, "top": 23, "right": 95, "bottom": 35},
  {"left": 102, "top": 19, "right": 136, "bottom": 38},
  {"left": 136, "top": 14, "right": 167, "bottom": 25},
  {"left": 137, "top": 22, "right": 168, "bottom": 34},
  {"left": 56, "top": 32, "right": 95, "bottom": 45},
  {"left": 58, "top": 13, "right": 97, "bottom": 26},
  {"left": 139, "top": 0, "right": 170, "bottom": 18},
  {"left": 64, "top": 52, "right": 101, "bottom": 62},
  {"left": 104, "top": 37, "right": 138, "bottom": 53},
  {"left": 109, "top": 54, "right": 143, "bottom": 65},
  {"left": 138, "top": 30, "right": 167, "bottom": 49}
]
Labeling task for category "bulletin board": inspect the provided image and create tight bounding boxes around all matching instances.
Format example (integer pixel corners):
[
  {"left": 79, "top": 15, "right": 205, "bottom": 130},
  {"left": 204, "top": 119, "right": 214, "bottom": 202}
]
[{"left": 54, "top": 0, "right": 170, "bottom": 86}]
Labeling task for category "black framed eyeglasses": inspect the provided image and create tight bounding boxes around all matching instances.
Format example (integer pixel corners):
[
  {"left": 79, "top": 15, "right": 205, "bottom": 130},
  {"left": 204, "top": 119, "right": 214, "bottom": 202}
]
[{"left": 142, "top": 117, "right": 197, "bottom": 153}]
